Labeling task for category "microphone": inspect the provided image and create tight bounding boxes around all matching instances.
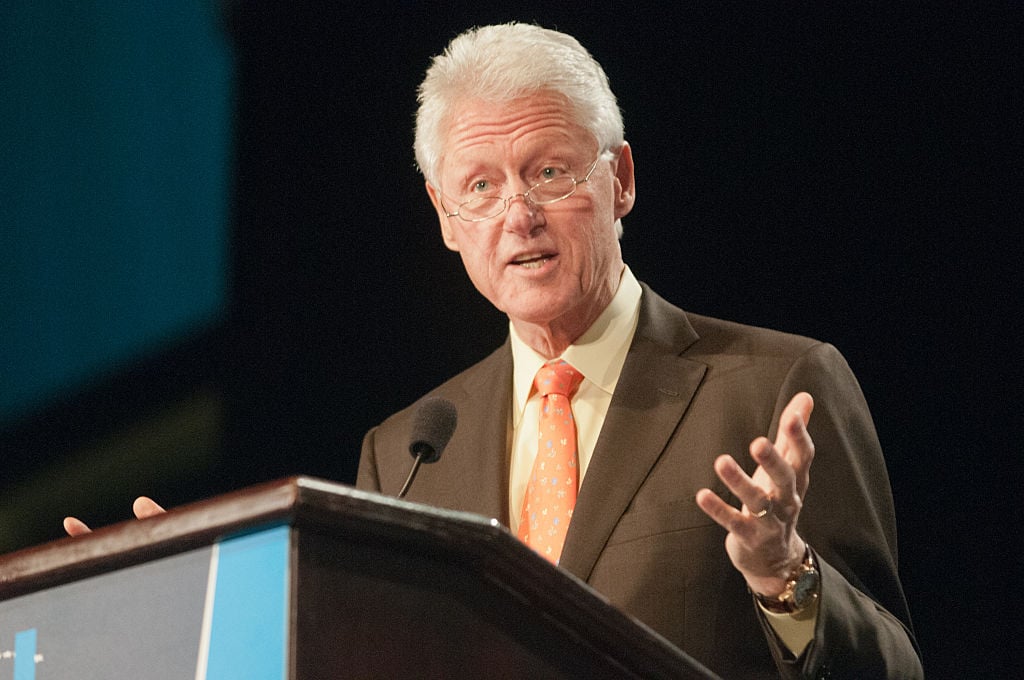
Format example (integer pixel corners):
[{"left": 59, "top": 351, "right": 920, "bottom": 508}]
[{"left": 398, "top": 397, "right": 457, "bottom": 499}]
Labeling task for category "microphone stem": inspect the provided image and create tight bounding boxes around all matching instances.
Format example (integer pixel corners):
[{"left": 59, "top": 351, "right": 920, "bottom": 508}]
[{"left": 398, "top": 454, "right": 424, "bottom": 499}]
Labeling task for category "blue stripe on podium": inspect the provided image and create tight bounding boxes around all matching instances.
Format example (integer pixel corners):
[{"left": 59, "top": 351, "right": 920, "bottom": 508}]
[
  {"left": 13, "top": 628, "right": 36, "bottom": 680},
  {"left": 204, "top": 525, "right": 290, "bottom": 680}
]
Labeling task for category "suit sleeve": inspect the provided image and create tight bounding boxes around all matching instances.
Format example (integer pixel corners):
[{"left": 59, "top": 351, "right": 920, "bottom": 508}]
[
  {"left": 356, "top": 426, "right": 383, "bottom": 492},
  {"left": 762, "top": 342, "right": 923, "bottom": 679}
]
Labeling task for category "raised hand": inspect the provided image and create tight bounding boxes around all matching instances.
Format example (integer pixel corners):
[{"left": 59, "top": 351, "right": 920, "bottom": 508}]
[{"left": 695, "top": 392, "right": 815, "bottom": 596}]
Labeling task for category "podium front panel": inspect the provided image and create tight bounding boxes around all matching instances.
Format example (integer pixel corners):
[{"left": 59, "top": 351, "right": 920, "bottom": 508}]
[
  {"left": 0, "top": 542, "right": 211, "bottom": 679},
  {"left": 0, "top": 525, "right": 290, "bottom": 680}
]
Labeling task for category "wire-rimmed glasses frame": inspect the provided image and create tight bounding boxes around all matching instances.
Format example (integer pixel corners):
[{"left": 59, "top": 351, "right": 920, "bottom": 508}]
[{"left": 439, "top": 153, "right": 604, "bottom": 223}]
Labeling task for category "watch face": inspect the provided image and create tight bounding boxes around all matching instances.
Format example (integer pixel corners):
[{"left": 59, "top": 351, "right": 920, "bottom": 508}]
[{"left": 792, "top": 569, "right": 821, "bottom": 608}]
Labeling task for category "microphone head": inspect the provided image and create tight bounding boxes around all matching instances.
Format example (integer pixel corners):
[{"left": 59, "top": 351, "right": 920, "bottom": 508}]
[{"left": 408, "top": 397, "right": 457, "bottom": 464}]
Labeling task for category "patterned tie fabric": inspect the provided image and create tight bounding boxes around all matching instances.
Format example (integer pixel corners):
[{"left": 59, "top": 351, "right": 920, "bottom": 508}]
[{"left": 517, "top": 359, "right": 584, "bottom": 564}]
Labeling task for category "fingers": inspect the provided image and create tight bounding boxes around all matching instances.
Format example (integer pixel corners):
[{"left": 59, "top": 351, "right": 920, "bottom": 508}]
[
  {"left": 695, "top": 392, "right": 817, "bottom": 588},
  {"left": 133, "top": 496, "right": 166, "bottom": 519},
  {"left": 782, "top": 391, "right": 814, "bottom": 429},
  {"left": 750, "top": 437, "right": 796, "bottom": 499},
  {"left": 696, "top": 452, "right": 790, "bottom": 540},
  {"left": 63, "top": 516, "right": 92, "bottom": 537},
  {"left": 699, "top": 392, "right": 816, "bottom": 517},
  {"left": 697, "top": 452, "right": 804, "bottom": 587},
  {"left": 716, "top": 451, "right": 783, "bottom": 518},
  {"left": 776, "top": 392, "right": 814, "bottom": 461},
  {"left": 64, "top": 496, "right": 167, "bottom": 538},
  {"left": 773, "top": 392, "right": 815, "bottom": 492},
  {"left": 695, "top": 393, "right": 814, "bottom": 532},
  {"left": 695, "top": 487, "right": 735, "bottom": 528},
  {"left": 695, "top": 486, "right": 761, "bottom": 541}
]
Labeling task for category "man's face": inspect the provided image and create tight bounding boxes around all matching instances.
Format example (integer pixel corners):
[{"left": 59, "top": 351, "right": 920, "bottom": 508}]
[{"left": 426, "top": 91, "right": 635, "bottom": 340}]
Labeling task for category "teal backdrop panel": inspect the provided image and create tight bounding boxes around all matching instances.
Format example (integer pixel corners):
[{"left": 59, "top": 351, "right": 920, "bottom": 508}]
[{"left": 0, "top": 1, "right": 233, "bottom": 424}]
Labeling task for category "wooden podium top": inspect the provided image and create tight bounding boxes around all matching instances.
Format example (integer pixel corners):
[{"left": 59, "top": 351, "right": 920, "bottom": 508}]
[{"left": 0, "top": 477, "right": 719, "bottom": 679}]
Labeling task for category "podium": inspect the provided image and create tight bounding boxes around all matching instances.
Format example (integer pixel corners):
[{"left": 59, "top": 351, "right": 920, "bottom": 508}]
[{"left": 0, "top": 477, "right": 718, "bottom": 679}]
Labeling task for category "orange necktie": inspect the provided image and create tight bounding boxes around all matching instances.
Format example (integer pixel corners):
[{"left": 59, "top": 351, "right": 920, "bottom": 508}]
[{"left": 517, "top": 359, "right": 584, "bottom": 564}]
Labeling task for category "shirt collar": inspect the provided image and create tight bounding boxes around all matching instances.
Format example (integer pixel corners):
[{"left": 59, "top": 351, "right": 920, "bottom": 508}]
[{"left": 510, "top": 265, "right": 642, "bottom": 419}]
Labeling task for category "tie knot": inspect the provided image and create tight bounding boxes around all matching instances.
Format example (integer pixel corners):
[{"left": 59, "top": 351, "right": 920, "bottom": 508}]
[{"left": 534, "top": 360, "right": 584, "bottom": 398}]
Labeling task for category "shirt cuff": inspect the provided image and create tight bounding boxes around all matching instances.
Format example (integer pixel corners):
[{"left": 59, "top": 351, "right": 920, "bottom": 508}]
[{"left": 758, "top": 595, "right": 818, "bottom": 657}]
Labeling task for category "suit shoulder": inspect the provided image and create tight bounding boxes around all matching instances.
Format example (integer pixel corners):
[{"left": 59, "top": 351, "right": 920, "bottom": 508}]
[
  {"left": 678, "top": 310, "right": 859, "bottom": 397},
  {"left": 638, "top": 282, "right": 828, "bottom": 360},
  {"left": 684, "top": 310, "right": 826, "bottom": 358}
]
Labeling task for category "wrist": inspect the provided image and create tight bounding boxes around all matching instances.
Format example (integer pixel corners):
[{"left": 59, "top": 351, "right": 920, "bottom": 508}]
[
  {"left": 745, "top": 539, "right": 806, "bottom": 596},
  {"left": 752, "top": 544, "right": 820, "bottom": 614}
]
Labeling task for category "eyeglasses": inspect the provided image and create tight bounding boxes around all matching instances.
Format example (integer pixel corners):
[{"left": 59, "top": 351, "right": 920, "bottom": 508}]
[{"left": 440, "top": 154, "right": 603, "bottom": 223}]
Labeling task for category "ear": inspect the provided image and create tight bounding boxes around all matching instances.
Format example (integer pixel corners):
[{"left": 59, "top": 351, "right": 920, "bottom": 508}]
[
  {"left": 426, "top": 181, "right": 460, "bottom": 252},
  {"left": 610, "top": 142, "right": 636, "bottom": 220}
]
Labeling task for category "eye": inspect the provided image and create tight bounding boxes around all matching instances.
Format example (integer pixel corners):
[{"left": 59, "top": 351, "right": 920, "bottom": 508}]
[
  {"left": 540, "top": 167, "right": 563, "bottom": 181},
  {"left": 472, "top": 179, "right": 492, "bottom": 194}
]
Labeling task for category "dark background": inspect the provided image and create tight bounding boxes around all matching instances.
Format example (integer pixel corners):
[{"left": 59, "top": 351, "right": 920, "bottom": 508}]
[{"left": 2, "top": 3, "right": 1019, "bottom": 677}]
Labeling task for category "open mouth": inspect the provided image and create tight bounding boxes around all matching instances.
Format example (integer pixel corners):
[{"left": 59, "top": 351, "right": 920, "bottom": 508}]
[{"left": 511, "top": 253, "right": 555, "bottom": 269}]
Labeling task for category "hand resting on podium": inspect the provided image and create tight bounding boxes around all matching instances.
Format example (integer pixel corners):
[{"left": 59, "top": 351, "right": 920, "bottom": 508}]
[{"left": 63, "top": 496, "right": 166, "bottom": 536}]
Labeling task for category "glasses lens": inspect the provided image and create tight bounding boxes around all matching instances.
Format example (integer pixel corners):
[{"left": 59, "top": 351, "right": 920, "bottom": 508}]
[
  {"left": 459, "top": 196, "right": 505, "bottom": 221},
  {"left": 529, "top": 177, "right": 577, "bottom": 204}
]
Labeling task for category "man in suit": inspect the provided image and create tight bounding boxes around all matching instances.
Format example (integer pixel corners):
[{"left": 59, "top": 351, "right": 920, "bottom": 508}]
[{"left": 357, "top": 23, "right": 923, "bottom": 678}]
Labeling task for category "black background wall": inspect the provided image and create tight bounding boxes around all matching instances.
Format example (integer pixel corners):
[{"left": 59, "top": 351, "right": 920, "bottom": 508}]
[{"left": 2, "top": 3, "right": 1019, "bottom": 677}]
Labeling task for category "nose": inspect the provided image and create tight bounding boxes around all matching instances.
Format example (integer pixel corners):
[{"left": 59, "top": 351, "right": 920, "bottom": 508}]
[{"left": 502, "top": 190, "right": 543, "bottom": 235}]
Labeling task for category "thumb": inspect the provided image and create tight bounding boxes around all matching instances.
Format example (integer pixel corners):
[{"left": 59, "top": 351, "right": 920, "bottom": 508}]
[{"left": 132, "top": 496, "right": 166, "bottom": 519}]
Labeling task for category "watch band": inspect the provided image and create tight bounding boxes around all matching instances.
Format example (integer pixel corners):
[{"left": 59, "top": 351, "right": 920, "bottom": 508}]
[{"left": 754, "top": 544, "right": 820, "bottom": 614}]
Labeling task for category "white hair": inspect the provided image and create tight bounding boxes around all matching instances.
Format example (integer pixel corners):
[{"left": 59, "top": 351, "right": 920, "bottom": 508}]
[{"left": 414, "top": 23, "right": 625, "bottom": 186}]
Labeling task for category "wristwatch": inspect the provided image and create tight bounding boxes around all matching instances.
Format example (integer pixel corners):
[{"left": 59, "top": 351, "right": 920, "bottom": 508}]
[{"left": 754, "top": 544, "right": 820, "bottom": 614}]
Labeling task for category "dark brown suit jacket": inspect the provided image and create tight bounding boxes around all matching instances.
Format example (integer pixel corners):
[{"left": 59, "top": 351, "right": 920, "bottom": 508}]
[{"left": 358, "top": 284, "right": 922, "bottom": 679}]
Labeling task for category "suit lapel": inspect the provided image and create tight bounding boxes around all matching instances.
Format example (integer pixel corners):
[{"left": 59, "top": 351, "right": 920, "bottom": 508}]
[
  {"left": 559, "top": 287, "right": 707, "bottom": 581},
  {"left": 426, "top": 343, "right": 513, "bottom": 524}
]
